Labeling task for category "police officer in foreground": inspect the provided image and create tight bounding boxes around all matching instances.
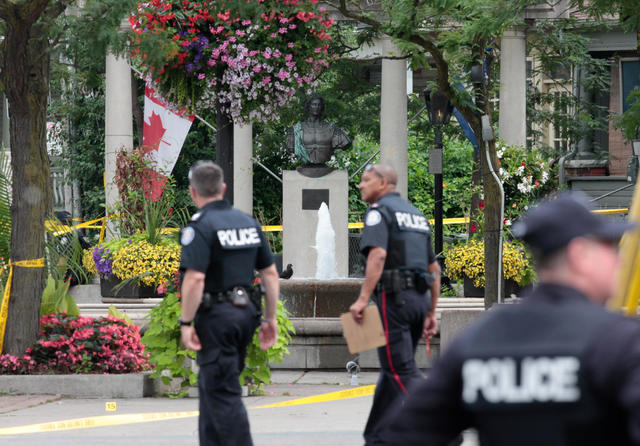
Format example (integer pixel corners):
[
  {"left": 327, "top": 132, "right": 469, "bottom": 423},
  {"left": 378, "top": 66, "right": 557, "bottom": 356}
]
[
  {"left": 179, "top": 161, "right": 279, "bottom": 446},
  {"left": 380, "top": 192, "right": 640, "bottom": 446},
  {"left": 349, "top": 163, "right": 441, "bottom": 445}
]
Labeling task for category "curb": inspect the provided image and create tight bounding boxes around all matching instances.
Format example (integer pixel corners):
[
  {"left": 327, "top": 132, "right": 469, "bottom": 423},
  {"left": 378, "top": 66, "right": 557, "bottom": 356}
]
[{"left": 0, "top": 373, "right": 154, "bottom": 398}]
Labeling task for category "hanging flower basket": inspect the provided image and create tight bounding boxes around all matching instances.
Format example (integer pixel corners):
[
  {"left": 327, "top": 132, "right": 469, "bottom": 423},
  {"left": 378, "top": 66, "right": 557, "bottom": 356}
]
[{"left": 128, "top": 0, "right": 334, "bottom": 123}]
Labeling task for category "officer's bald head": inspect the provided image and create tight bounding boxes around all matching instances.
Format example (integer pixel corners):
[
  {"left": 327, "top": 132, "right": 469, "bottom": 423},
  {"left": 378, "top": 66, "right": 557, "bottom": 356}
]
[
  {"left": 189, "top": 161, "right": 224, "bottom": 198},
  {"left": 373, "top": 164, "right": 397, "bottom": 187}
]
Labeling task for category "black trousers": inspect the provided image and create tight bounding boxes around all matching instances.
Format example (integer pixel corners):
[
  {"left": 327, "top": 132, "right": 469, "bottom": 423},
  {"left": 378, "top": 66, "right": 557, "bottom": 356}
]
[
  {"left": 364, "top": 288, "right": 431, "bottom": 446},
  {"left": 195, "top": 301, "right": 260, "bottom": 446}
]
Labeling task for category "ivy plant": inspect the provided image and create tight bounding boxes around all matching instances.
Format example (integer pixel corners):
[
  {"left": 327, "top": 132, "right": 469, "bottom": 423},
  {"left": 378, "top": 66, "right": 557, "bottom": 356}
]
[
  {"left": 142, "top": 292, "right": 295, "bottom": 397},
  {"left": 240, "top": 300, "right": 295, "bottom": 395},
  {"left": 141, "top": 292, "right": 197, "bottom": 397}
]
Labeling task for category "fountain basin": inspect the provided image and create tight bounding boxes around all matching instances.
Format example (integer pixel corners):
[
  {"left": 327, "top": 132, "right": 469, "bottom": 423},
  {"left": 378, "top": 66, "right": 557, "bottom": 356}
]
[{"left": 279, "top": 278, "right": 364, "bottom": 317}]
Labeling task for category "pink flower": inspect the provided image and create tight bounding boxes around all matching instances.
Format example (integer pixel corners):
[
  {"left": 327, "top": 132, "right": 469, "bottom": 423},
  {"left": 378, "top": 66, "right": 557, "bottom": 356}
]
[
  {"left": 253, "top": 66, "right": 262, "bottom": 73},
  {"left": 276, "top": 71, "right": 289, "bottom": 80},
  {"left": 288, "top": 42, "right": 294, "bottom": 48},
  {"left": 197, "top": 73, "right": 205, "bottom": 80},
  {"left": 262, "top": 76, "right": 272, "bottom": 84},
  {"left": 279, "top": 27, "right": 287, "bottom": 34}
]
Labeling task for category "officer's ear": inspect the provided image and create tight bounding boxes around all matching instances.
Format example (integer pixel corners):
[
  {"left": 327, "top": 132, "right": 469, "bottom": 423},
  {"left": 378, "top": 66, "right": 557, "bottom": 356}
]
[
  {"left": 189, "top": 185, "right": 197, "bottom": 201},
  {"left": 221, "top": 182, "right": 227, "bottom": 198}
]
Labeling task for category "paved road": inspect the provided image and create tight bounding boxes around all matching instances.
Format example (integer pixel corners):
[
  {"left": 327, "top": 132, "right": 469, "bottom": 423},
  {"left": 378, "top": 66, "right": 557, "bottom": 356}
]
[{"left": 0, "top": 371, "right": 478, "bottom": 446}]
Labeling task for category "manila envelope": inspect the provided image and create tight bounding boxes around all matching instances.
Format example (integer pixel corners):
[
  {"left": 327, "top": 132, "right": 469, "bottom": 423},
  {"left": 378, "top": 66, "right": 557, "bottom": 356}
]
[{"left": 340, "top": 305, "right": 387, "bottom": 354}]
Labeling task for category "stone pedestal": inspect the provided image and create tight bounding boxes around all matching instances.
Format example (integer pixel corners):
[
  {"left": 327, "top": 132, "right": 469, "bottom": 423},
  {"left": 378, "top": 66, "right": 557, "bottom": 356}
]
[{"left": 282, "top": 170, "right": 348, "bottom": 278}]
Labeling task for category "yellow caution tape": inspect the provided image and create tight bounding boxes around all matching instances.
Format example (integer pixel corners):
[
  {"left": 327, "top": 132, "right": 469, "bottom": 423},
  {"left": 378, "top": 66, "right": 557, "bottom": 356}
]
[
  {"left": 0, "top": 258, "right": 45, "bottom": 352},
  {"left": 250, "top": 384, "right": 376, "bottom": 409},
  {"left": 0, "top": 411, "right": 199, "bottom": 435},
  {"left": 0, "top": 385, "right": 376, "bottom": 434}
]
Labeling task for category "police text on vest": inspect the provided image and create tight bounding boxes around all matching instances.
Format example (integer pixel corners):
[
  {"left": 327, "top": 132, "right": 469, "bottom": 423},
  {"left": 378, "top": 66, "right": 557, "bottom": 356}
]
[
  {"left": 462, "top": 356, "right": 580, "bottom": 404},
  {"left": 217, "top": 227, "right": 261, "bottom": 247},
  {"left": 395, "top": 212, "right": 429, "bottom": 231}
]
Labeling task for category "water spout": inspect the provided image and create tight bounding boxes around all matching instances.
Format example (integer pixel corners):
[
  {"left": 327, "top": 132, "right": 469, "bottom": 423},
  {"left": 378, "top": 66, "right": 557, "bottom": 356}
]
[{"left": 315, "top": 202, "right": 338, "bottom": 280}]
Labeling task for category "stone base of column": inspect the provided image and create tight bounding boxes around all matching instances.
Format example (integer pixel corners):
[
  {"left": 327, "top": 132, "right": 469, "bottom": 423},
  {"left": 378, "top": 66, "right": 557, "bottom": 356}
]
[
  {"left": 282, "top": 170, "right": 348, "bottom": 278},
  {"left": 565, "top": 159, "right": 608, "bottom": 177}
]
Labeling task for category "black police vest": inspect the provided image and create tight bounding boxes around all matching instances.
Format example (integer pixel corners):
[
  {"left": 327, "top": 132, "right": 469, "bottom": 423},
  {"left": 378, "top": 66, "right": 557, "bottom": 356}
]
[
  {"left": 459, "top": 288, "right": 629, "bottom": 446},
  {"left": 192, "top": 205, "right": 263, "bottom": 293},
  {"left": 375, "top": 193, "right": 431, "bottom": 271}
]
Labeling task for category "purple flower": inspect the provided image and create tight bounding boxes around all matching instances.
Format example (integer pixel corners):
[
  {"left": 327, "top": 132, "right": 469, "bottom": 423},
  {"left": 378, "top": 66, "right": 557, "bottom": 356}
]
[{"left": 92, "top": 246, "right": 113, "bottom": 280}]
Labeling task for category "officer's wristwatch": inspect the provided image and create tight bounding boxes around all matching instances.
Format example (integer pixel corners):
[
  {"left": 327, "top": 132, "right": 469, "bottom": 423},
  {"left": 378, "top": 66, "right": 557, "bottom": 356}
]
[{"left": 178, "top": 317, "right": 193, "bottom": 327}]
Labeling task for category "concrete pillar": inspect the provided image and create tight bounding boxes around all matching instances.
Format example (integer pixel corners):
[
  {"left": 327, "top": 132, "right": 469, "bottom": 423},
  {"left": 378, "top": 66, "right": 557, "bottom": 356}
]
[
  {"left": 233, "top": 122, "right": 253, "bottom": 215},
  {"left": 380, "top": 38, "right": 408, "bottom": 198},
  {"left": 105, "top": 51, "right": 133, "bottom": 237},
  {"left": 499, "top": 27, "right": 527, "bottom": 147}
]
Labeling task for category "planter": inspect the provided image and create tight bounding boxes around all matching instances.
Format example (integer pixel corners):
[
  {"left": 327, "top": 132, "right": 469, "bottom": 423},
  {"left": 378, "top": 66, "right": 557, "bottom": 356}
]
[
  {"left": 0, "top": 373, "right": 153, "bottom": 398},
  {"left": 100, "top": 276, "right": 158, "bottom": 299},
  {"left": 463, "top": 276, "right": 484, "bottom": 297},
  {"left": 463, "top": 276, "right": 524, "bottom": 298}
]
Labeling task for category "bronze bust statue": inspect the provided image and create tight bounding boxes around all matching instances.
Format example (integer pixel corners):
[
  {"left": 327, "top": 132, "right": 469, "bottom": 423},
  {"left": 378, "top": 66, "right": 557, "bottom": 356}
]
[{"left": 287, "top": 94, "right": 351, "bottom": 177}]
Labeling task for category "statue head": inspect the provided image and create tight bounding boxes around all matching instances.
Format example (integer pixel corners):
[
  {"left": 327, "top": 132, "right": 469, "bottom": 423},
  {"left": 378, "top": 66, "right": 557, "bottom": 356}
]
[{"left": 304, "top": 94, "right": 324, "bottom": 119}]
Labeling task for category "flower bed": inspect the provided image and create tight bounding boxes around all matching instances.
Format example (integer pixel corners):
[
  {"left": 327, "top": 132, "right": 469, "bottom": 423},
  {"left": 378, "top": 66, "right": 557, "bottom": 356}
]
[{"left": 0, "top": 314, "right": 149, "bottom": 375}]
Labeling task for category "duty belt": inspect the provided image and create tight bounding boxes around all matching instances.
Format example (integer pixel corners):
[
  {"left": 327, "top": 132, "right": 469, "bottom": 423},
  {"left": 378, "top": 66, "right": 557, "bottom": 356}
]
[{"left": 201, "top": 286, "right": 261, "bottom": 310}]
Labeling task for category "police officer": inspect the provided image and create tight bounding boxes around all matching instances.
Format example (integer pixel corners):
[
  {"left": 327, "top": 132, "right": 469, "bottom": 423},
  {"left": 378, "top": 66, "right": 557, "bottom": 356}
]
[
  {"left": 349, "top": 163, "right": 441, "bottom": 445},
  {"left": 380, "top": 192, "right": 640, "bottom": 446},
  {"left": 179, "top": 161, "right": 279, "bottom": 446}
]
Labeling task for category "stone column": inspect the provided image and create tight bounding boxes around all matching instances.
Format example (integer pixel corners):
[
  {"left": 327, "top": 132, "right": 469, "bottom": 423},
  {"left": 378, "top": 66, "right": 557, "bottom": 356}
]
[
  {"left": 499, "top": 27, "right": 527, "bottom": 147},
  {"left": 233, "top": 122, "right": 253, "bottom": 215},
  {"left": 105, "top": 51, "right": 133, "bottom": 237},
  {"left": 380, "top": 38, "right": 408, "bottom": 198}
]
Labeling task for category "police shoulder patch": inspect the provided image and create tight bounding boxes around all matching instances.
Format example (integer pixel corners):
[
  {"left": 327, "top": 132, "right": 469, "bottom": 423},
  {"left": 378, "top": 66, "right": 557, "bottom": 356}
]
[
  {"left": 181, "top": 227, "right": 195, "bottom": 246},
  {"left": 365, "top": 210, "right": 382, "bottom": 226}
]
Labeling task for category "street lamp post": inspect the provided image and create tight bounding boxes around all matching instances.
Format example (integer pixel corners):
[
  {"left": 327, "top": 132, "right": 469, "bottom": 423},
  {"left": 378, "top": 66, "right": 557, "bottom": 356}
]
[{"left": 424, "top": 90, "right": 453, "bottom": 257}]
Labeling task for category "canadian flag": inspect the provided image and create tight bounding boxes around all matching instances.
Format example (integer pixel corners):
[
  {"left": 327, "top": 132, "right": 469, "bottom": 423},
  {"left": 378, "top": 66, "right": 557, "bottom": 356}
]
[{"left": 143, "top": 86, "right": 194, "bottom": 199}]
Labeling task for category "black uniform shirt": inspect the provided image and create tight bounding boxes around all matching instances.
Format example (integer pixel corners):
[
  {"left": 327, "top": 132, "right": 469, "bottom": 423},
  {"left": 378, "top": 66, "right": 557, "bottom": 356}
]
[
  {"left": 380, "top": 283, "right": 640, "bottom": 446},
  {"left": 180, "top": 200, "right": 273, "bottom": 292},
  {"left": 360, "top": 192, "right": 436, "bottom": 270}
]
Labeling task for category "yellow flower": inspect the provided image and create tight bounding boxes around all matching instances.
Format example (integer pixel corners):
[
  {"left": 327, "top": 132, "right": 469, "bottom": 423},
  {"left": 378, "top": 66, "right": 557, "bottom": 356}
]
[
  {"left": 445, "top": 239, "right": 532, "bottom": 287},
  {"left": 89, "top": 238, "right": 181, "bottom": 287}
]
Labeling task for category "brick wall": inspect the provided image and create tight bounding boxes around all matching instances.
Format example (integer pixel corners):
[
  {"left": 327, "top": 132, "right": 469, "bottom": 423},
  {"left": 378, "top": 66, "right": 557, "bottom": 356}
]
[{"left": 609, "top": 56, "right": 637, "bottom": 176}]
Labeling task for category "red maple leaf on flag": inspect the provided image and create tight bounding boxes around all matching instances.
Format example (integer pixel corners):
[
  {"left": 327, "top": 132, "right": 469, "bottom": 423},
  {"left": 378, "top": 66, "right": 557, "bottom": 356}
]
[{"left": 143, "top": 111, "right": 166, "bottom": 152}]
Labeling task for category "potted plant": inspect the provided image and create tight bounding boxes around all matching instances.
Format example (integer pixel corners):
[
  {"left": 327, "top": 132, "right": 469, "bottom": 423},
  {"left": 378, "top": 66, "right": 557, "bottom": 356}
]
[
  {"left": 445, "top": 238, "right": 535, "bottom": 297},
  {"left": 83, "top": 148, "right": 184, "bottom": 298}
]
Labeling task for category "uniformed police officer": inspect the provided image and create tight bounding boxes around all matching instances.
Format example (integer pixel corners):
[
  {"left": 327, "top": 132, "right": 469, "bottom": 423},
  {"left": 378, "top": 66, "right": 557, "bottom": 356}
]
[
  {"left": 179, "top": 161, "right": 279, "bottom": 446},
  {"left": 349, "top": 163, "right": 441, "bottom": 445},
  {"left": 380, "top": 192, "right": 640, "bottom": 446}
]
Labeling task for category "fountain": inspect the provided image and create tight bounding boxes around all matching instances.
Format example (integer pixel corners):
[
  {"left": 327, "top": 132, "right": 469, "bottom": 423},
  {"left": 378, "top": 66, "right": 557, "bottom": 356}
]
[{"left": 280, "top": 201, "right": 362, "bottom": 318}]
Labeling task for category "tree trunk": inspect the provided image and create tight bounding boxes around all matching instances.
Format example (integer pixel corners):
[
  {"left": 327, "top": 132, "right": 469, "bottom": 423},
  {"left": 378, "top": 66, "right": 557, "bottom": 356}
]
[
  {"left": 216, "top": 109, "right": 234, "bottom": 204},
  {"left": 482, "top": 138, "right": 502, "bottom": 309},
  {"left": 0, "top": 18, "right": 52, "bottom": 354}
]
